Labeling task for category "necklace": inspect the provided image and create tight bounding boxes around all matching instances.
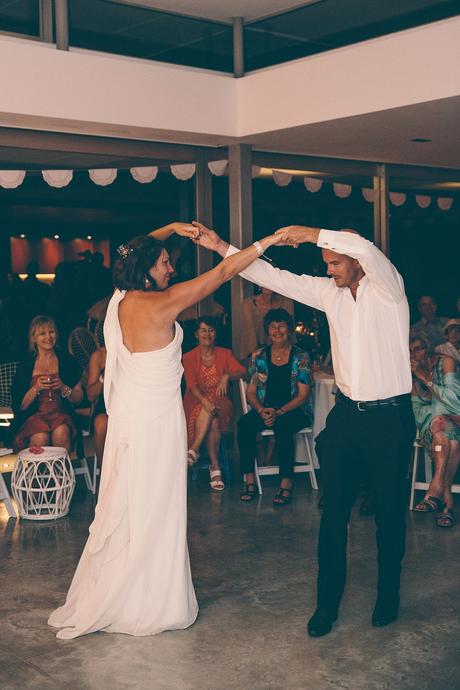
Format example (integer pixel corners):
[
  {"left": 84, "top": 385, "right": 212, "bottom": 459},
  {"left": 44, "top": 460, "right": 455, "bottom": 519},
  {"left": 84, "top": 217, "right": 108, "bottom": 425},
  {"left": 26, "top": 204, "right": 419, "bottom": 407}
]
[
  {"left": 273, "top": 348, "right": 290, "bottom": 362},
  {"left": 200, "top": 350, "right": 215, "bottom": 360}
]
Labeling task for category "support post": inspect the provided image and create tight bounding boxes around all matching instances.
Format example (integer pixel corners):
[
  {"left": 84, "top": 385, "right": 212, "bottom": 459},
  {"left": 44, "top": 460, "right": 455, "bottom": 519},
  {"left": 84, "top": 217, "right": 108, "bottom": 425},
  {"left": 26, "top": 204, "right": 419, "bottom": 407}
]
[
  {"left": 195, "top": 151, "right": 214, "bottom": 316},
  {"left": 233, "top": 17, "right": 244, "bottom": 78},
  {"left": 373, "top": 163, "right": 389, "bottom": 255},
  {"left": 55, "top": 0, "right": 69, "bottom": 51},
  {"left": 39, "top": 0, "right": 53, "bottom": 43},
  {"left": 228, "top": 144, "right": 253, "bottom": 359}
]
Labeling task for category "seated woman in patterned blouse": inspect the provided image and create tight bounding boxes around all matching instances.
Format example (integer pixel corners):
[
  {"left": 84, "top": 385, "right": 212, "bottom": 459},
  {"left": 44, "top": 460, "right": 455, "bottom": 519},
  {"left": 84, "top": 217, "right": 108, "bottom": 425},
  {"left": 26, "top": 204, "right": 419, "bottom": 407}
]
[
  {"left": 238, "top": 308, "right": 312, "bottom": 506},
  {"left": 410, "top": 335, "right": 460, "bottom": 527},
  {"left": 183, "top": 316, "right": 246, "bottom": 491}
]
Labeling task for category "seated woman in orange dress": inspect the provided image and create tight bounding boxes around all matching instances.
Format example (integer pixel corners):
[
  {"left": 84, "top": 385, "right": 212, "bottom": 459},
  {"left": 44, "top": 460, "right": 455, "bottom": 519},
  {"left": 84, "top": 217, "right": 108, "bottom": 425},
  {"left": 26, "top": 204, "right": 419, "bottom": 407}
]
[
  {"left": 183, "top": 316, "right": 246, "bottom": 491},
  {"left": 11, "top": 315, "right": 83, "bottom": 452}
]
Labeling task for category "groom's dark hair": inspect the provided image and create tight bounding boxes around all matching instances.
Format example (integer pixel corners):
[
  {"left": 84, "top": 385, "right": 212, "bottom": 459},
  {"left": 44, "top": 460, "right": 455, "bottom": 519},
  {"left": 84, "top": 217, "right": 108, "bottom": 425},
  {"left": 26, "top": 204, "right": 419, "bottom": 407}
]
[{"left": 112, "top": 235, "right": 165, "bottom": 291}]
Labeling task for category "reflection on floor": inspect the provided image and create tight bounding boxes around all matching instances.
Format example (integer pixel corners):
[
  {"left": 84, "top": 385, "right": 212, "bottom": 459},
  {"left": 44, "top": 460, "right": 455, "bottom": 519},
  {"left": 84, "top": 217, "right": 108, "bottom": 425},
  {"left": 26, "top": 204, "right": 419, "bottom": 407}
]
[{"left": 1, "top": 476, "right": 459, "bottom": 690}]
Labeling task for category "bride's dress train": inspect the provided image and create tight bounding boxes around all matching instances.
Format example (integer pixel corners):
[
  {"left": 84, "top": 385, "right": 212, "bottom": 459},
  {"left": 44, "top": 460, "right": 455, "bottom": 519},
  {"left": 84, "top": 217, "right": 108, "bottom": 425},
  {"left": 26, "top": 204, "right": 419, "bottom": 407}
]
[{"left": 48, "top": 290, "right": 198, "bottom": 639}]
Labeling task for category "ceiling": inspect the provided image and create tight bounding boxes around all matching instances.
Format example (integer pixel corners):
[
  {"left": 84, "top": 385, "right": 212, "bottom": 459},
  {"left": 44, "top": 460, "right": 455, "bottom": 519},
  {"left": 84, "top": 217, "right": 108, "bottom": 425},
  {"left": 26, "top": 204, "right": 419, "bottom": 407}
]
[
  {"left": 243, "top": 97, "right": 460, "bottom": 170},
  {"left": 116, "top": 0, "right": 319, "bottom": 24}
]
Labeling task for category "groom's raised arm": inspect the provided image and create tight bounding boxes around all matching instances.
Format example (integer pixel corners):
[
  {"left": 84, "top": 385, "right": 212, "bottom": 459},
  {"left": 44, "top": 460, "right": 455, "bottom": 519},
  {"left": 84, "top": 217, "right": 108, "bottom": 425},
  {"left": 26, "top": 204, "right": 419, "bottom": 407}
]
[{"left": 192, "top": 222, "right": 328, "bottom": 311}]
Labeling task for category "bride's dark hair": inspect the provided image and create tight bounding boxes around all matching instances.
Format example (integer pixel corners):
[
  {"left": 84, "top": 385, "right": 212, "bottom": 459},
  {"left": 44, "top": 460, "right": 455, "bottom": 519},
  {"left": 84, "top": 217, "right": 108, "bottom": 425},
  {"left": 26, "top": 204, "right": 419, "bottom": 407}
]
[{"left": 112, "top": 236, "right": 164, "bottom": 291}]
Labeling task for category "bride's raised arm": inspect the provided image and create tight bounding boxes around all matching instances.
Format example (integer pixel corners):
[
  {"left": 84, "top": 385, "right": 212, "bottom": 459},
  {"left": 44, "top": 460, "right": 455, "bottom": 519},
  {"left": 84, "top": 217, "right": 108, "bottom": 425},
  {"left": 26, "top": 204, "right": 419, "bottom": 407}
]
[{"left": 148, "top": 222, "right": 199, "bottom": 243}]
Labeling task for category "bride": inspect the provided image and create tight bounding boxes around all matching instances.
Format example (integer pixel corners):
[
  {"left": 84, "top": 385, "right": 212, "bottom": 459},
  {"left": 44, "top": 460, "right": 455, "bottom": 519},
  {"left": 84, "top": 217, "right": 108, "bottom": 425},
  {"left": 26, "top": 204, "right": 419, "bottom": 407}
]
[{"left": 48, "top": 221, "right": 282, "bottom": 639}]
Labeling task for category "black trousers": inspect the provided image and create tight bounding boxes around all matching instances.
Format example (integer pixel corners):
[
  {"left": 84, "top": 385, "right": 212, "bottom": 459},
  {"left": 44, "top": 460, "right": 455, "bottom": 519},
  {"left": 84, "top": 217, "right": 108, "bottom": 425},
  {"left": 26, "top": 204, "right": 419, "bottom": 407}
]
[
  {"left": 316, "top": 395, "right": 415, "bottom": 614},
  {"left": 237, "top": 408, "right": 310, "bottom": 480}
]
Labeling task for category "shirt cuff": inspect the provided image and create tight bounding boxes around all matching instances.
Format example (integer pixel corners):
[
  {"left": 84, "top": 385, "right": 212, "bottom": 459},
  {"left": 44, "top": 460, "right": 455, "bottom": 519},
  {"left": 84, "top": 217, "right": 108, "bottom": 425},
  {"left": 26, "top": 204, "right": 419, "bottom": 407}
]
[
  {"left": 224, "top": 244, "right": 239, "bottom": 259},
  {"left": 317, "top": 229, "right": 338, "bottom": 250}
]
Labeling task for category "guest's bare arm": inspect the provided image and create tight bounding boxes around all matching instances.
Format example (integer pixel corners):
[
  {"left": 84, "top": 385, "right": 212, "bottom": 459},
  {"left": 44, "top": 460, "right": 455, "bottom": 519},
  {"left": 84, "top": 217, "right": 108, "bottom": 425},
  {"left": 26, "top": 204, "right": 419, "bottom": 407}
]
[{"left": 148, "top": 222, "right": 199, "bottom": 242}]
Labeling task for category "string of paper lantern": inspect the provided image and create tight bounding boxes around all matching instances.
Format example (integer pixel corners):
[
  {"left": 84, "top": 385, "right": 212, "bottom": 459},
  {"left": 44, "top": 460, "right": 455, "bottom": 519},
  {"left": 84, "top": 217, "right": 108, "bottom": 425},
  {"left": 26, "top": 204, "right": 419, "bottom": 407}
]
[{"left": 0, "top": 166, "right": 454, "bottom": 210}]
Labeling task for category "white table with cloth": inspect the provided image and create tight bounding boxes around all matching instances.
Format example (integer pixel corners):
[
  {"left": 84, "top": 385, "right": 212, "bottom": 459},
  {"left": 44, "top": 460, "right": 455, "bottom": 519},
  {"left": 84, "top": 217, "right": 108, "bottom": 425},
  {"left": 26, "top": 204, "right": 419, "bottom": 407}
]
[{"left": 312, "top": 372, "right": 337, "bottom": 467}]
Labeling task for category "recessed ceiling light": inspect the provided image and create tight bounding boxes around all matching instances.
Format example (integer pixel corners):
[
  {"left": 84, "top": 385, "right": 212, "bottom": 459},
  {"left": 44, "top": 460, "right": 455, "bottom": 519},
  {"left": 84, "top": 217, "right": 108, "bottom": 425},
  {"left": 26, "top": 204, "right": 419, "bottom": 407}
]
[
  {"left": 20, "top": 233, "right": 26, "bottom": 238},
  {"left": 87, "top": 234, "right": 93, "bottom": 240},
  {"left": 54, "top": 234, "right": 60, "bottom": 239},
  {"left": 411, "top": 138, "right": 432, "bottom": 143}
]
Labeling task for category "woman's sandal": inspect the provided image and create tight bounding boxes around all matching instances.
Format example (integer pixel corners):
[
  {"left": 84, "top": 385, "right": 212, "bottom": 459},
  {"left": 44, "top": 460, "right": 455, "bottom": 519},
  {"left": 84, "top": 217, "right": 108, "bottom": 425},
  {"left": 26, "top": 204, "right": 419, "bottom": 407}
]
[
  {"left": 414, "top": 495, "right": 445, "bottom": 513},
  {"left": 210, "top": 469, "right": 225, "bottom": 492},
  {"left": 187, "top": 449, "right": 200, "bottom": 467},
  {"left": 435, "top": 509, "right": 455, "bottom": 528},
  {"left": 240, "top": 483, "right": 258, "bottom": 502},
  {"left": 273, "top": 487, "right": 293, "bottom": 506}
]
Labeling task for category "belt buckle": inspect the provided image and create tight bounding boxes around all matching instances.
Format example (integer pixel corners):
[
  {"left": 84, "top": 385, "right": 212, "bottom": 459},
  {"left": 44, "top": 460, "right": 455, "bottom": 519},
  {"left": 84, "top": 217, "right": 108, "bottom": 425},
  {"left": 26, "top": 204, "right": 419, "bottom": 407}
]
[{"left": 357, "top": 401, "right": 367, "bottom": 412}]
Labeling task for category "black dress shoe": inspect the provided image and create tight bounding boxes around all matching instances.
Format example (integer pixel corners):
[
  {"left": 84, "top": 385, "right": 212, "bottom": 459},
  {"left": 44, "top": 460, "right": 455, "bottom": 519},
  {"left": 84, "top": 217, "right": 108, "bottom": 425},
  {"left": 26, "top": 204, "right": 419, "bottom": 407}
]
[
  {"left": 372, "top": 601, "right": 399, "bottom": 627},
  {"left": 307, "top": 609, "right": 338, "bottom": 637}
]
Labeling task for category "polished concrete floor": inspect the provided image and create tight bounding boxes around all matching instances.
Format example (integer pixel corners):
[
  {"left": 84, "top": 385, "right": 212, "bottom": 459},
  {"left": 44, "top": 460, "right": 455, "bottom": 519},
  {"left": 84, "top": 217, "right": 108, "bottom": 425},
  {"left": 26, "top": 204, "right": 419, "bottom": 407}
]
[{"left": 1, "top": 473, "right": 459, "bottom": 690}]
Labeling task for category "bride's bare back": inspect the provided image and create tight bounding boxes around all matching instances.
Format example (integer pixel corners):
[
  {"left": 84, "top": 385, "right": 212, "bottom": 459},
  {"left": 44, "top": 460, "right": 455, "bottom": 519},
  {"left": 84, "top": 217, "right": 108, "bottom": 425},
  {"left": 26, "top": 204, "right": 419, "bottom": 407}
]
[{"left": 118, "top": 291, "right": 176, "bottom": 353}]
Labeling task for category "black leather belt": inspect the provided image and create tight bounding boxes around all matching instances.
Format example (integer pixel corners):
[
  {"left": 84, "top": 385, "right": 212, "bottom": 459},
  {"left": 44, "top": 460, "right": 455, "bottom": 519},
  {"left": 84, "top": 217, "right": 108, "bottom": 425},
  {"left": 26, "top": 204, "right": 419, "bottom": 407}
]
[{"left": 337, "top": 389, "right": 402, "bottom": 412}]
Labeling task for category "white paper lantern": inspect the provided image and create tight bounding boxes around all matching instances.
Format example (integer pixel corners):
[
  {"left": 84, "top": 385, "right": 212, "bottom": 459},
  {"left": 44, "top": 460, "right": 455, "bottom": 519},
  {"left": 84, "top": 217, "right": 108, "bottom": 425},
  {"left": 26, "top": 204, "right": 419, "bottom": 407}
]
[
  {"left": 42, "top": 170, "right": 73, "bottom": 188},
  {"left": 272, "top": 170, "right": 292, "bottom": 187},
  {"left": 0, "top": 170, "right": 26, "bottom": 188},
  {"left": 437, "top": 197, "right": 453, "bottom": 211},
  {"left": 130, "top": 166, "right": 158, "bottom": 183},
  {"left": 89, "top": 168, "right": 117, "bottom": 186},
  {"left": 333, "top": 182, "right": 352, "bottom": 198},
  {"left": 415, "top": 195, "right": 431, "bottom": 209},
  {"left": 304, "top": 177, "right": 323, "bottom": 193},
  {"left": 389, "top": 192, "right": 406, "bottom": 206},
  {"left": 208, "top": 160, "right": 228, "bottom": 176},
  {"left": 362, "top": 188, "right": 375, "bottom": 203},
  {"left": 171, "top": 164, "right": 196, "bottom": 180}
]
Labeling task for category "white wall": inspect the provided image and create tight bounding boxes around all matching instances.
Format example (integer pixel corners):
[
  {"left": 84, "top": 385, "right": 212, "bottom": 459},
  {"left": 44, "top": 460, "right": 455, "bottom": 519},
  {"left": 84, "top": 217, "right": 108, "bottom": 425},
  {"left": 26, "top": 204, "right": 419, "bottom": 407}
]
[
  {"left": 0, "top": 16, "right": 459, "bottom": 141},
  {"left": 237, "top": 16, "right": 460, "bottom": 136},
  {"left": 0, "top": 36, "right": 236, "bottom": 138}
]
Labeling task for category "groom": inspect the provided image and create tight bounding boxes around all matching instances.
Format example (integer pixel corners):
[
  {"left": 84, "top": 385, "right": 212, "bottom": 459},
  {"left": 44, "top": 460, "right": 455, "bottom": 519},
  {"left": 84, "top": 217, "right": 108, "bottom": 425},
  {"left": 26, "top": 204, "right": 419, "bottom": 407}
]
[{"left": 194, "top": 222, "right": 415, "bottom": 637}]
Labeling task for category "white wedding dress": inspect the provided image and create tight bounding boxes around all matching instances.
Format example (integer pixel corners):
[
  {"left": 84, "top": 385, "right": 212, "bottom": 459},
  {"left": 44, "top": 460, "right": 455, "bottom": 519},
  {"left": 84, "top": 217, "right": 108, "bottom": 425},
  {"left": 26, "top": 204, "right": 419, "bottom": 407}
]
[{"left": 48, "top": 290, "right": 198, "bottom": 639}]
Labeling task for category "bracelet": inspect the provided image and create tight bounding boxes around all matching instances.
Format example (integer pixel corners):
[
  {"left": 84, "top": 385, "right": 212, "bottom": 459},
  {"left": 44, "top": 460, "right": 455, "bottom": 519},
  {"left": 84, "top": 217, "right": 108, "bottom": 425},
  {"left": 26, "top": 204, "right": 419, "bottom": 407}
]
[
  {"left": 253, "top": 240, "right": 264, "bottom": 257},
  {"left": 61, "top": 385, "right": 72, "bottom": 399},
  {"left": 278, "top": 407, "right": 285, "bottom": 415}
]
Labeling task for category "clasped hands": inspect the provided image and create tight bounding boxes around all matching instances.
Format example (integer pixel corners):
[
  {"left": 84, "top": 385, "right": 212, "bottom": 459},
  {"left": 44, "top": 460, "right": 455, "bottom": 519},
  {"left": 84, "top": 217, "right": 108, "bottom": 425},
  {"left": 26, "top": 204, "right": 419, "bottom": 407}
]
[
  {"left": 171, "top": 221, "right": 316, "bottom": 250},
  {"left": 258, "top": 406, "right": 284, "bottom": 427}
]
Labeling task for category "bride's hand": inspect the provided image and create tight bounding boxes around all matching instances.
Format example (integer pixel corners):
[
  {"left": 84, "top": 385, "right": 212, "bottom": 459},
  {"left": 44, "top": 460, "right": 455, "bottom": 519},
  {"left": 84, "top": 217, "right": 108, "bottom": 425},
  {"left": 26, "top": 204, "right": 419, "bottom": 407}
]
[{"left": 171, "top": 222, "right": 200, "bottom": 239}]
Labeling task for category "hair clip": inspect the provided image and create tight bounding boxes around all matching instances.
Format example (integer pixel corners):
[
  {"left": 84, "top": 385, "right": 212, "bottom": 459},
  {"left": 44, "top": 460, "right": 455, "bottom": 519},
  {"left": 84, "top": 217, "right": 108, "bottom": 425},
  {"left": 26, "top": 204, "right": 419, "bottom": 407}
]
[{"left": 117, "top": 243, "right": 132, "bottom": 259}]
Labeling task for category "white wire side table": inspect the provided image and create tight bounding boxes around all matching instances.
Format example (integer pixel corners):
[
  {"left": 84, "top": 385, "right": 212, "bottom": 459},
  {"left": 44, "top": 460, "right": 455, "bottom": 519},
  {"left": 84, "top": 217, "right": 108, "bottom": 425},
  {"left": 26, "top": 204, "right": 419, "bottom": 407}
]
[{"left": 12, "top": 446, "right": 75, "bottom": 520}]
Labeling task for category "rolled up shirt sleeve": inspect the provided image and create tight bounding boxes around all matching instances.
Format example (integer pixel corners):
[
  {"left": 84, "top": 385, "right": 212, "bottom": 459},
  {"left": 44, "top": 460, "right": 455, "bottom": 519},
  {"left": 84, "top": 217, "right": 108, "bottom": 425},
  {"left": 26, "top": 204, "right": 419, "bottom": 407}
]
[
  {"left": 224, "top": 244, "right": 328, "bottom": 312},
  {"left": 317, "top": 229, "right": 406, "bottom": 303}
]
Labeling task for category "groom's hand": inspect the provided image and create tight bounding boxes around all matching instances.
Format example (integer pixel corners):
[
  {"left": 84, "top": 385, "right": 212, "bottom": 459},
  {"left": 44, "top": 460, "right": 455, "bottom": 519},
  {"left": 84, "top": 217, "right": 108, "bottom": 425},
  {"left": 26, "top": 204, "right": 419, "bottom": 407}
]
[
  {"left": 275, "top": 225, "right": 320, "bottom": 247},
  {"left": 192, "top": 221, "right": 229, "bottom": 256}
]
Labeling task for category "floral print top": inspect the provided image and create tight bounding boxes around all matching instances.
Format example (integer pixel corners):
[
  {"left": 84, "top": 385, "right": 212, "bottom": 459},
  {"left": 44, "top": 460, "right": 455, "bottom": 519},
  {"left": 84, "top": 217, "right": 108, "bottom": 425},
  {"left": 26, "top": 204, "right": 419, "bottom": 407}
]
[{"left": 248, "top": 345, "right": 313, "bottom": 420}]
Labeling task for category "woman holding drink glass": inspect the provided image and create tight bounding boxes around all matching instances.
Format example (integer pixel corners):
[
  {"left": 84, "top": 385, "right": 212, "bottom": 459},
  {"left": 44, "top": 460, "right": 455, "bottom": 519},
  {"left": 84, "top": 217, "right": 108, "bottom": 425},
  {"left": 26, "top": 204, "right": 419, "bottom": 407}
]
[{"left": 11, "top": 315, "right": 83, "bottom": 452}]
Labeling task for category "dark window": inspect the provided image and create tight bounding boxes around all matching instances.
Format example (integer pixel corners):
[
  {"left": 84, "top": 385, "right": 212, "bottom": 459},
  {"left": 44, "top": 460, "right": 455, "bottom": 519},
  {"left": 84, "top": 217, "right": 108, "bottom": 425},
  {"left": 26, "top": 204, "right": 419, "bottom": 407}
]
[
  {"left": 245, "top": 0, "right": 460, "bottom": 70},
  {"left": 69, "top": 0, "right": 233, "bottom": 72},
  {"left": 0, "top": 0, "right": 39, "bottom": 37}
]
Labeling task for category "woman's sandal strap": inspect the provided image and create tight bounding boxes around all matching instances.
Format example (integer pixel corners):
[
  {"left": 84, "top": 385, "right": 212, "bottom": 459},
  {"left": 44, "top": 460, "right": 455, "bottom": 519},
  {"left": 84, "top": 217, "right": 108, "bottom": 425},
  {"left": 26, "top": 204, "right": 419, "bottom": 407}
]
[{"left": 414, "top": 496, "right": 444, "bottom": 512}]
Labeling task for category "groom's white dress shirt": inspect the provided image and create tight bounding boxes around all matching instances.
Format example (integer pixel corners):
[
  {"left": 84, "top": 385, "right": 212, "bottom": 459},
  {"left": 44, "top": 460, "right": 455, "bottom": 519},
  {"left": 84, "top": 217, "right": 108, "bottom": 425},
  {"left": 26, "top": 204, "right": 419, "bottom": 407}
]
[{"left": 226, "top": 229, "right": 412, "bottom": 402}]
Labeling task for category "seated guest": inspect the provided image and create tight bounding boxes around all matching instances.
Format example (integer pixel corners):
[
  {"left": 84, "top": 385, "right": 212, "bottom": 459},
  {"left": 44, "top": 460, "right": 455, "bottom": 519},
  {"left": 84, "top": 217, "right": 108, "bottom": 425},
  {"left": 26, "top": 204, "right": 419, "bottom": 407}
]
[
  {"left": 11, "top": 315, "right": 83, "bottom": 452},
  {"left": 410, "top": 294, "right": 448, "bottom": 349},
  {"left": 183, "top": 316, "right": 246, "bottom": 491},
  {"left": 435, "top": 319, "right": 460, "bottom": 363},
  {"left": 410, "top": 336, "right": 460, "bottom": 527},
  {"left": 240, "top": 287, "right": 295, "bottom": 360},
  {"left": 238, "top": 308, "right": 312, "bottom": 506},
  {"left": 86, "top": 338, "right": 108, "bottom": 471}
]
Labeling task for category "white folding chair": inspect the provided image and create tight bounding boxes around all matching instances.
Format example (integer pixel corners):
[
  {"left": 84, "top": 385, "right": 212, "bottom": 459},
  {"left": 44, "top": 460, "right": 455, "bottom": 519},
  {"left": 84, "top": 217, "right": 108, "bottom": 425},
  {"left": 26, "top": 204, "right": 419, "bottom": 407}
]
[
  {"left": 409, "top": 436, "right": 460, "bottom": 510},
  {"left": 238, "top": 379, "right": 318, "bottom": 495},
  {"left": 0, "top": 461, "right": 17, "bottom": 518},
  {"left": 0, "top": 361, "right": 20, "bottom": 427}
]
